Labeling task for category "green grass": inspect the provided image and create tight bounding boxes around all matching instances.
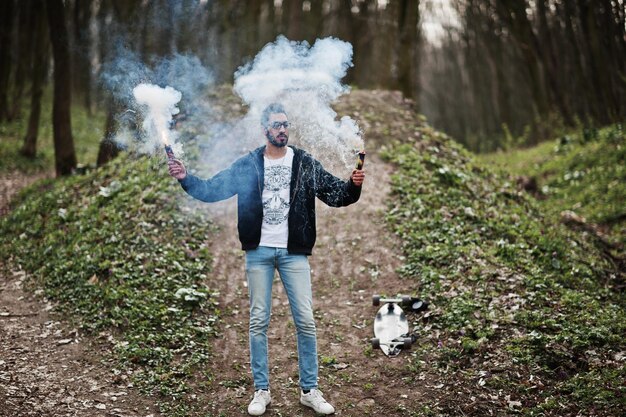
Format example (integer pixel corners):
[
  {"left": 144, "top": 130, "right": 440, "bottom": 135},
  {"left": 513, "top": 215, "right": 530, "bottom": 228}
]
[
  {"left": 0, "top": 88, "right": 105, "bottom": 174},
  {"left": 0, "top": 153, "right": 220, "bottom": 411},
  {"left": 381, "top": 123, "right": 625, "bottom": 415},
  {"left": 478, "top": 124, "right": 625, "bottom": 232}
]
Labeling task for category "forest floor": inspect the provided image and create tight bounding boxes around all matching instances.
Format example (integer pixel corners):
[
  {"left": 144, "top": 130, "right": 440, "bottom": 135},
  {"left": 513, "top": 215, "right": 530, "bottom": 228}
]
[
  {"left": 194, "top": 151, "right": 439, "bottom": 416},
  {"left": 0, "top": 170, "right": 159, "bottom": 417},
  {"left": 1, "top": 149, "right": 441, "bottom": 416}
]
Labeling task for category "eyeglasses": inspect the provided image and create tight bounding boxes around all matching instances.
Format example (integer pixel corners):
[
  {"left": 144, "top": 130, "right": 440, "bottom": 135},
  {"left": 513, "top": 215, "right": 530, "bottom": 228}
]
[{"left": 269, "top": 121, "right": 291, "bottom": 129}]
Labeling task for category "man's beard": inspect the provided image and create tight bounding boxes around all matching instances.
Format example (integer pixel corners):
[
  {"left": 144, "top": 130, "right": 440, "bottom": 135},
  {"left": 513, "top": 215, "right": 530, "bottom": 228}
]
[{"left": 266, "top": 131, "right": 288, "bottom": 147}]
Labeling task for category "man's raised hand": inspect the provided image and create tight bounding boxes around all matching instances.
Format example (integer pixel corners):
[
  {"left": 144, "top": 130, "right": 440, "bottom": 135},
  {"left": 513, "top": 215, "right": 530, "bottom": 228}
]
[
  {"left": 168, "top": 159, "right": 187, "bottom": 180},
  {"left": 351, "top": 169, "right": 365, "bottom": 187}
]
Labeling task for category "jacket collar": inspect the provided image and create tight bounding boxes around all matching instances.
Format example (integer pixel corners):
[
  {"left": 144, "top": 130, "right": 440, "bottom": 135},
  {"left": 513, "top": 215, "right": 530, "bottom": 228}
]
[{"left": 253, "top": 145, "right": 303, "bottom": 161}]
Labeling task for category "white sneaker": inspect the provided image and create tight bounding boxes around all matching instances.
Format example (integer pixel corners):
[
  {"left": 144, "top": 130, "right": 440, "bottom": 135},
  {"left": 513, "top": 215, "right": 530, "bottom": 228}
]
[
  {"left": 248, "top": 389, "right": 271, "bottom": 416},
  {"left": 300, "top": 389, "right": 335, "bottom": 414}
]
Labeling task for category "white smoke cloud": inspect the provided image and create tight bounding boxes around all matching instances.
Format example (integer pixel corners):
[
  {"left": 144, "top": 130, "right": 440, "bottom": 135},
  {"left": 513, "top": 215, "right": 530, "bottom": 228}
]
[
  {"left": 132, "top": 83, "right": 183, "bottom": 155},
  {"left": 99, "top": 46, "right": 213, "bottom": 158},
  {"left": 233, "top": 36, "right": 364, "bottom": 170}
]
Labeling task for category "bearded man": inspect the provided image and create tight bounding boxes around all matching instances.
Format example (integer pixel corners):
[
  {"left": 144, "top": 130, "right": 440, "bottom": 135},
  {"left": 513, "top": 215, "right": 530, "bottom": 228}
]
[{"left": 168, "top": 103, "right": 365, "bottom": 415}]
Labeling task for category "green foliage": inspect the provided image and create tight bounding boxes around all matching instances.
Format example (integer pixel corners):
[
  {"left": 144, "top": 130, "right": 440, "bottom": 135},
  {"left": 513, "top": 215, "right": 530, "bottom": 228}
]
[
  {"left": 0, "top": 154, "right": 220, "bottom": 410},
  {"left": 320, "top": 354, "right": 338, "bottom": 366},
  {"left": 480, "top": 124, "right": 626, "bottom": 232},
  {"left": 382, "top": 124, "right": 625, "bottom": 414},
  {"left": 0, "top": 88, "right": 105, "bottom": 174}
]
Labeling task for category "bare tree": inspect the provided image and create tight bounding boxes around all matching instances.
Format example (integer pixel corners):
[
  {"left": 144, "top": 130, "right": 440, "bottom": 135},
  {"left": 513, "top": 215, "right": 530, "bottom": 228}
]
[
  {"left": 0, "top": 0, "right": 15, "bottom": 122},
  {"left": 73, "top": 0, "right": 94, "bottom": 114},
  {"left": 397, "top": 0, "right": 420, "bottom": 100},
  {"left": 96, "top": 101, "right": 121, "bottom": 166},
  {"left": 21, "top": 0, "right": 49, "bottom": 158},
  {"left": 47, "top": 0, "right": 77, "bottom": 176},
  {"left": 10, "top": 0, "right": 35, "bottom": 120}
]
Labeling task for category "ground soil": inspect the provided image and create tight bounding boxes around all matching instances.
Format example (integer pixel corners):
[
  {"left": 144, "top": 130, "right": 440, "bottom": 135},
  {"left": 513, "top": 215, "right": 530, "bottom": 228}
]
[
  {"left": 1, "top": 171, "right": 159, "bottom": 417},
  {"left": 193, "top": 151, "right": 438, "bottom": 416},
  {"left": 0, "top": 267, "right": 160, "bottom": 417}
]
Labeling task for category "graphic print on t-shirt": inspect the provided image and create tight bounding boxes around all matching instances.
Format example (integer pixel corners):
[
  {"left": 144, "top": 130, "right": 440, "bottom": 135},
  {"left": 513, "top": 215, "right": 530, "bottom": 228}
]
[{"left": 262, "top": 165, "right": 291, "bottom": 225}]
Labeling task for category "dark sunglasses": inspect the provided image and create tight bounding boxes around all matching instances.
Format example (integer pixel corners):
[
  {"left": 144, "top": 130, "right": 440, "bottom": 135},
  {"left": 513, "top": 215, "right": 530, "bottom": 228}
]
[{"left": 269, "top": 121, "right": 291, "bottom": 129}]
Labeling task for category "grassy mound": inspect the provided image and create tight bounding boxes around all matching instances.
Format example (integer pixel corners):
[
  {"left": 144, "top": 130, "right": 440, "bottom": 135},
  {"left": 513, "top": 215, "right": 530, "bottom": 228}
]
[
  {"left": 480, "top": 124, "right": 625, "bottom": 249},
  {"left": 0, "top": 154, "right": 219, "bottom": 414},
  {"left": 377, "top": 116, "right": 624, "bottom": 415}
]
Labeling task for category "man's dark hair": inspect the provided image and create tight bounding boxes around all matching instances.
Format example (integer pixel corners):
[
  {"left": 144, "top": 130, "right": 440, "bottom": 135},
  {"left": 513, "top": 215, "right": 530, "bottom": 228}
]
[{"left": 261, "top": 103, "right": 287, "bottom": 127}]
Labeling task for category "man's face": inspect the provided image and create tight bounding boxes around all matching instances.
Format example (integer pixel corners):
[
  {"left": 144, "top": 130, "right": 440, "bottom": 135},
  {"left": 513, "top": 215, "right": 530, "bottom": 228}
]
[{"left": 265, "top": 113, "right": 289, "bottom": 148}]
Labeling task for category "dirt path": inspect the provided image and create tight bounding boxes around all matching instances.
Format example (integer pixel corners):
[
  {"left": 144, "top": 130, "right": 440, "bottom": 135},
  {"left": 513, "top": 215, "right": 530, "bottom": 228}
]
[
  {"left": 0, "top": 171, "right": 158, "bottom": 417},
  {"left": 0, "top": 170, "right": 50, "bottom": 217},
  {"left": 198, "top": 151, "right": 436, "bottom": 416}
]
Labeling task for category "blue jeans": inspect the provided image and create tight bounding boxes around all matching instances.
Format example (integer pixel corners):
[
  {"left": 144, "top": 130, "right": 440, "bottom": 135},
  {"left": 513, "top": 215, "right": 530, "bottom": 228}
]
[{"left": 245, "top": 246, "right": 318, "bottom": 391}]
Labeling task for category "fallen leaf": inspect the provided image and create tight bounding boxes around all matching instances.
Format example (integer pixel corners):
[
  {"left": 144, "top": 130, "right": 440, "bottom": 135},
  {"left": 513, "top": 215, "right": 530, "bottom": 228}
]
[{"left": 508, "top": 400, "right": 522, "bottom": 409}]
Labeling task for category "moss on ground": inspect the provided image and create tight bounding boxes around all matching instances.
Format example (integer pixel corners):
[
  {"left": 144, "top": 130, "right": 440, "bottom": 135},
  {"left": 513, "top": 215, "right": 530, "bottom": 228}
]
[
  {"left": 479, "top": 124, "right": 625, "bottom": 237},
  {"left": 0, "top": 154, "right": 219, "bottom": 413},
  {"left": 381, "top": 122, "right": 625, "bottom": 416}
]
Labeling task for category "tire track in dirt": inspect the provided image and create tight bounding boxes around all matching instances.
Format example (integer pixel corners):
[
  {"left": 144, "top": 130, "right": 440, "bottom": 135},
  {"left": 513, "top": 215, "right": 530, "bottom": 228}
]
[{"left": 199, "top": 151, "right": 435, "bottom": 416}]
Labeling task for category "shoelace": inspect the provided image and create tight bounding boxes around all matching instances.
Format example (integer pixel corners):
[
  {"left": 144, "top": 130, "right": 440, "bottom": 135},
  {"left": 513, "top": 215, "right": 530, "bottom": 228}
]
[
  {"left": 253, "top": 391, "right": 268, "bottom": 403},
  {"left": 307, "top": 390, "right": 326, "bottom": 405}
]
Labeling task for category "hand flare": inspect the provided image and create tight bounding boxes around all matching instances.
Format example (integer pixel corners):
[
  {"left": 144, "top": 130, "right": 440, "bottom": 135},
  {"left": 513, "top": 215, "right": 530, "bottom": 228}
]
[
  {"left": 356, "top": 151, "right": 366, "bottom": 170},
  {"left": 164, "top": 145, "right": 175, "bottom": 160}
]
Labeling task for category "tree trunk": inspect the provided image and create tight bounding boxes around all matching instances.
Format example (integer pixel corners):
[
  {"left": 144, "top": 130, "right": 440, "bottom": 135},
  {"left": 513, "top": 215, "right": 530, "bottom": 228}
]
[
  {"left": 304, "top": 0, "right": 324, "bottom": 42},
  {"left": 562, "top": 0, "right": 591, "bottom": 119},
  {"left": 397, "top": 0, "right": 420, "bottom": 100},
  {"left": 73, "top": 0, "right": 93, "bottom": 114},
  {"left": 536, "top": 0, "right": 572, "bottom": 124},
  {"left": 21, "top": 0, "right": 49, "bottom": 159},
  {"left": 0, "top": 0, "right": 15, "bottom": 122},
  {"left": 285, "top": 0, "right": 303, "bottom": 40},
  {"left": 47, "top": 0, "right": 77, "bottom": 176},
  {"left": 496, "top": 0, "right": 549, "bottom": 118},
  {"left": 258, "top": 0, "right": 277, "bottom": 45},
  {"left": 351, "top": 0, "right": 377, "bottom": 88},
  {"left": 96, "top": 100, "right": 120, "bottom": 166},
  {"left": 10, "top": 0, "right": 35, "bottom": 121},
  {"left": 335, "top": 0, "right": 355, "bottom": 84},
  {"left": 244, "top": 0, "right": 263, "bottom": 57}
]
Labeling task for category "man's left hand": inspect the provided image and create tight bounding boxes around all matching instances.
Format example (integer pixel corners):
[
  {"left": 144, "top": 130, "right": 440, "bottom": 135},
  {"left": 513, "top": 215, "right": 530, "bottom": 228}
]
[{"left": 351, "top": 169, "right": 365, "bottom": 186}]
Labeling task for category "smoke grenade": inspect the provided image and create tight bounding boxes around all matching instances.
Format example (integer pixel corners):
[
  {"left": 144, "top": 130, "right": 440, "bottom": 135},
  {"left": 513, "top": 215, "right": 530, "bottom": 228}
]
[
  {"left": 164, "top": 145, "right": 175, "bottom": 160},
  {"left": 356, "top": 151, "right": 365, "bottom": 170}
]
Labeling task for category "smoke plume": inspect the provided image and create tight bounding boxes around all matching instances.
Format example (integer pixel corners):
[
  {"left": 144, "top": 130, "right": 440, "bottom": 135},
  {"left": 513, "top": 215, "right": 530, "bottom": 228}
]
[
  {"left": 99, "top": 43, "right": 213, "bottom": 156},
  {"left": 234, "top": 36, "right": 364, "bottom": 170},
  {"left": 132, "top": 83, "right": 182, "bottom": 155}
]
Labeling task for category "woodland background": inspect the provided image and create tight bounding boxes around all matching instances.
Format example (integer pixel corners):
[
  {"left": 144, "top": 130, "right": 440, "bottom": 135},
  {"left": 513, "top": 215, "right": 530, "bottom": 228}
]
[
  {"left": 1, "top": 2, "right": 625, "bottom": 416},
  {"left": 0, "top": 0, "right": 624, "bottom": 176}
]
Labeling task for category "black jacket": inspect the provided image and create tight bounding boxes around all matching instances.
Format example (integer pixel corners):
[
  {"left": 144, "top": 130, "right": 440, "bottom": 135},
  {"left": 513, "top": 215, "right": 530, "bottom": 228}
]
[{"left": 179, "top": 145, "right": 361, "bottom": 255}]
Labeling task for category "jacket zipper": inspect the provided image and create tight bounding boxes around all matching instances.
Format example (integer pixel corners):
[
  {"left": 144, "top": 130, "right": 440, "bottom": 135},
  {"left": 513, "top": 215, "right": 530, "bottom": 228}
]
[{"left": 253, "top": 148, "right": 263, "bottom": 196}]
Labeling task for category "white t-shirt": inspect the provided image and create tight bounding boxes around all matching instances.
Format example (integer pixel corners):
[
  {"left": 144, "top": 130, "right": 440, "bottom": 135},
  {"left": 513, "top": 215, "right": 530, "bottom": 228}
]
[{"left": 259, "top": 147, "right": 294, "bottom": 248}]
